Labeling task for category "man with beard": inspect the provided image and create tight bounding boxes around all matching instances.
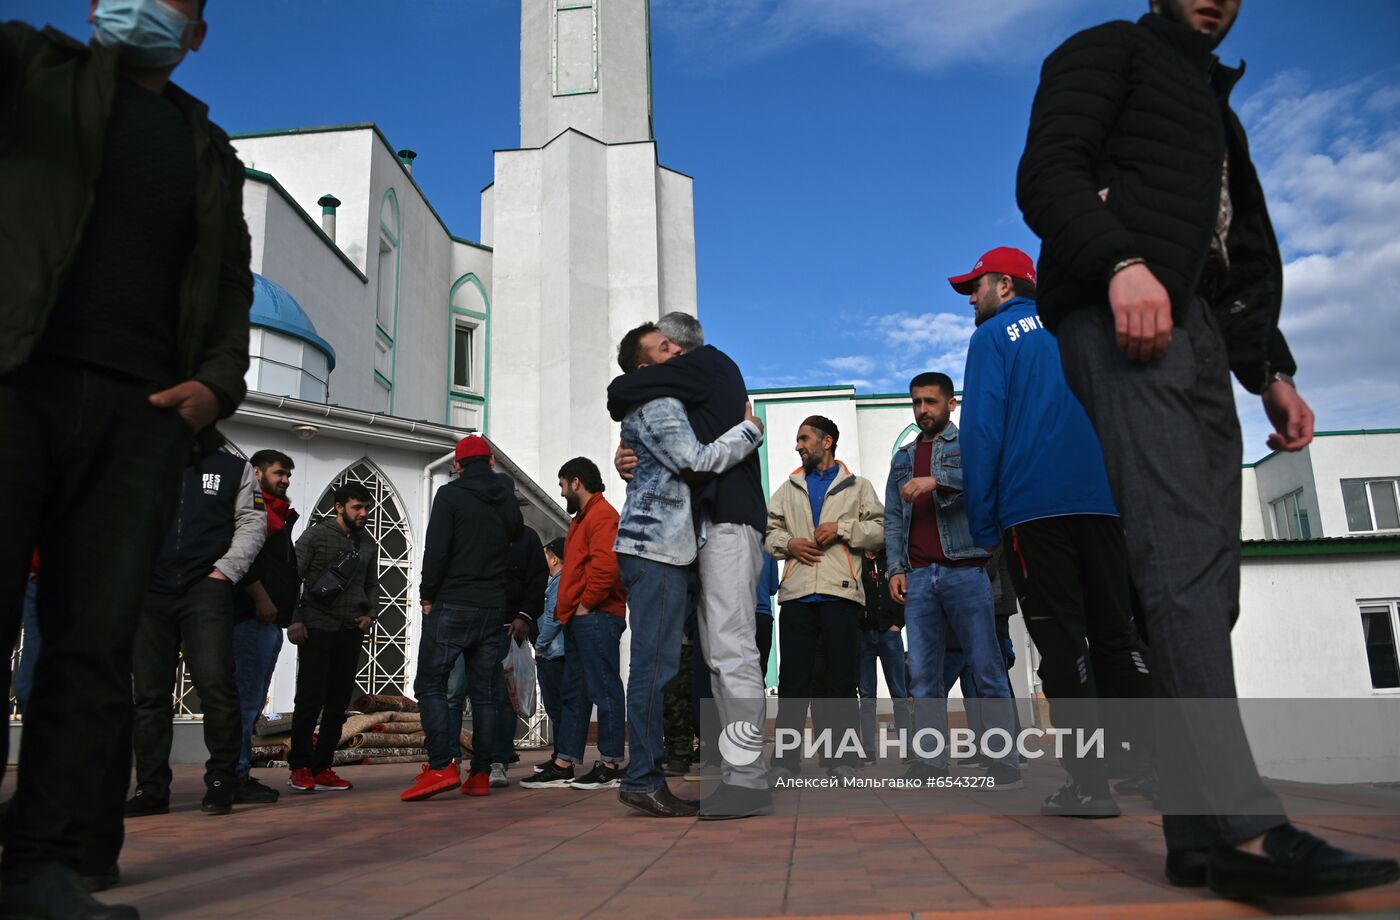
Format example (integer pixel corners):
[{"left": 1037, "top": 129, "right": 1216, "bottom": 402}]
[
  {"left": 231, "top": 449, "right": 302, "bottom": 805},
  {"left": 765, "top": 417, "right": 883, "bottom": 780},
  {"left": 883, "top": 374, "right": 1020, "bottom": 790},
  {"left": 608, "top": 312, "right": 772, "bottom": 819},
  {"left": 286, "top": 482, "right": 378, "bottom": 795},
  {"left": 608, "top": 322, "right": 764, "bottom": 816},
  {"left": 1018, "top": 0, "right": 1399, "bottom": 896},
  {"left": 954, "top": 247, "right": 1152, "bottom": 819},
  {"left": 522, "top": 458, "right": 629, "bottom": 791},
  {"left": 0, "top": 2, "right": 252, "bottom": 914}
]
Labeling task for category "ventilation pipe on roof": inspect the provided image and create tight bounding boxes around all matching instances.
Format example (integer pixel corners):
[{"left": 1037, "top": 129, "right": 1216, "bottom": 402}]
[
  {"left": 397, "top": 148, "right": 417, "bottom": 174},
  {"left": 317, "top": 194, "right": 341, "bottom": 242}
]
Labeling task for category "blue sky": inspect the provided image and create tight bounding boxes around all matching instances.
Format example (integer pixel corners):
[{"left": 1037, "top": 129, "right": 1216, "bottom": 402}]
[{"left": 13, "top": 0, "right": 1400, "bottom": 460}]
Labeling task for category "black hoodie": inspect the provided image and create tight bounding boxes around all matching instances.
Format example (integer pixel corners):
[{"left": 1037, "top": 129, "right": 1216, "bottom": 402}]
[{"left": 420, "top": 464, "right": 524, "bottom": 608}]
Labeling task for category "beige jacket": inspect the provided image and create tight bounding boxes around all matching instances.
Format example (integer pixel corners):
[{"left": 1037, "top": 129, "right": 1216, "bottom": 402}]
[{"left": 764, "top": 461, "right": 885, "bottom": 606}]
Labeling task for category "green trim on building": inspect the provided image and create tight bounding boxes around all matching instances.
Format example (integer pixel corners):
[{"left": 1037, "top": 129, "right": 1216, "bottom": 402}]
[
  {"left": 450, "top": 235, "right": 493, "bottom": 253},
  {"left": 754, "top": 400, "right": 771, "bottom": 501},
  {"left": 374, "top": 325, "right": 393, "bottom": 345},
  {"left": 892, "top": 423, "right": 920, "bottom": 456},
  {"left": 1241, "top": 537, "right": 1400, "bottom": 558},
  {"left": 232, "top": 122, "right": 491, "bottom": 252},
  {"left": 373, "top": 370, "right": 393, "bottom": 390},
  {"left": 1245, "top": 428, "right": 1400, "bottom": 469},
  {"left": 749, "top": 385, "right": 855, "bottom": 396},
  {"left": 447, "top": 273, "right": 493, "bottom": 435},
  {"left": 243, "top": 168, "right": 367, "bottom": 282}
]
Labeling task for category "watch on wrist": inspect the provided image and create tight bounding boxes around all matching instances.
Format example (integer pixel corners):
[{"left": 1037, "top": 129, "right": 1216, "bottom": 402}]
[{"left": 1267, "top": 371, "right": 1296, "bottom": 390}]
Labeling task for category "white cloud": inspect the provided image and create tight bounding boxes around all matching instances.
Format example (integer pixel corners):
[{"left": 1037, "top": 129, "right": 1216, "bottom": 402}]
[
  {"left": 1233, "top": 73, "right": 1400, "bottom": 458},
  {"left": 654, "top": 0, "right": 1103, "bottom": 71}
]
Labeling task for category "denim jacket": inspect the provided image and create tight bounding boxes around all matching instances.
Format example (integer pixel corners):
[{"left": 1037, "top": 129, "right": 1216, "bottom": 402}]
[
  {"left": 615, "top": 397, "right": 763, "bottom": 566},
  {"left": 534, "top": 573, "right": 564, "bottom": 660},
  {"left": 883, "top": 421, "right": 990, "bottom": 576}
]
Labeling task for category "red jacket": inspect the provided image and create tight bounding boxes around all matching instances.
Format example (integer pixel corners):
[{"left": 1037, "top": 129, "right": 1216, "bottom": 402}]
[{"left": 555, "top": 493, "right": 626, "bottom": 623}]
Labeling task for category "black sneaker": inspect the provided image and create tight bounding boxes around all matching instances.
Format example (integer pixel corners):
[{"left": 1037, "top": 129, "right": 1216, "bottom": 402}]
[
  {"left": 985, "top": 762, "right": 1024, "bottom": 790},
  {"left": 201, "top": 778, "right": 235, "bottom": 815},
  {"left": 519, "top": 761, "right": 576, "bottom": 788},
  {"left": 532, "top": 758, "right": 552, "bottom": 774},
  {"left": 1040, "top": 778, "right": 1120, "bottom": 818},
  {"left": 902, "top": 761, "right": 949, "bottom": 783},
  {"left": 124, "top": 788, "right": 169, "bottom": 817},
  {"left": 233, "top": 776, "right": 281, "bottom": 804},
  {"left": 570, "top": 760, "right": 623, "bottom": 789}
]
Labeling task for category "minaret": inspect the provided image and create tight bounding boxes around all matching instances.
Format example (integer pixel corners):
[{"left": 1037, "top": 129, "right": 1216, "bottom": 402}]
[{"left": 484, "top": 0, "right": 698, "bottom": 497}]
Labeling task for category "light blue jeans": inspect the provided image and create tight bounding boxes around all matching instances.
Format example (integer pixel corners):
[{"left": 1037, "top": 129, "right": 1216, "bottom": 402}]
[{"left": 903, "top": 564, "right": 1015, "bottom": 768}]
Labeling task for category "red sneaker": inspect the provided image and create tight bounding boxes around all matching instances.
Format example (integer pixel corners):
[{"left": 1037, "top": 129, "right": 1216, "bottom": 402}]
[
  {"left": 461, "top": 770, "right": 490, "bottom": 797},
  {"left": 313, "top": 768, "right": 353, "bottom": 791},
  {"left": 287, "top": 768, "right": 316, "bottom": 794},
  {"left": 400, "top": 763, "right": 460, "bottom": 802}
]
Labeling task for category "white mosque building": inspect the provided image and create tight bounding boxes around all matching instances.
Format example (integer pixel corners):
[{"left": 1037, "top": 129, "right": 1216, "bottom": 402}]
[{"left": 10, "top": 1, "right": 1395, "bottom": 781}]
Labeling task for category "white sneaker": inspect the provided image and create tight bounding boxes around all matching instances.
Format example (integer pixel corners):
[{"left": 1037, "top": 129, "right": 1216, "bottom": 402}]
[{"left": 490, "top": 763, "right": 510, "bottom": 788}]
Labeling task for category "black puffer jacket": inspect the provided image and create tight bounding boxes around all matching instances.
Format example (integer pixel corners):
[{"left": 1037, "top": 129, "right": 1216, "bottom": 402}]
[
  {"left": 1017, "top": 13, "right": 1295, "bottom": 394},
  {"left": 419, "top": 463, "right": 525, "bottom": 609}
]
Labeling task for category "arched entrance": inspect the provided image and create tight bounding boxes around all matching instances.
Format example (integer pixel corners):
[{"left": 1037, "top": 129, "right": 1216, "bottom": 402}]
[{"left": 312, "top": 460, "right": 413, "bottom": 697}]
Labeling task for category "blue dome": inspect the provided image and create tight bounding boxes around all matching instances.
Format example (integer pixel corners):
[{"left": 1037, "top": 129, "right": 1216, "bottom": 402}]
[{"left": 249, "top": 274, "right": 337, "bottom": 371}]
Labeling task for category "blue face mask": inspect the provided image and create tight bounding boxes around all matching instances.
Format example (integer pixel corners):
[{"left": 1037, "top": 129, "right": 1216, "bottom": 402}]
[{"left": 92, "top": 0, "right": 192, "bottom": 69}]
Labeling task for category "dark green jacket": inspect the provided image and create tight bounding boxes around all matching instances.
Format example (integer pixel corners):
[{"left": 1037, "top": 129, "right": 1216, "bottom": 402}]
[{"left": 0, "top": 23, "right": 252, "bottom": 424}]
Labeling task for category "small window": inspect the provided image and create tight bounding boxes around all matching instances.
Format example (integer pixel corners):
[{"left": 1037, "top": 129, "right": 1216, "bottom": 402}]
[
  {"left": 1341, "top": 479, "right": 1400, "bottom": 532},
  {"left": 453, "top": 324, "right": 475, "bottom": 391},
  {"left": 1268, "top": 489, "right": 1311, "bottom": 540},
  {"left": 1360, "top": 602, "right": 1400, "bottom": 690}
]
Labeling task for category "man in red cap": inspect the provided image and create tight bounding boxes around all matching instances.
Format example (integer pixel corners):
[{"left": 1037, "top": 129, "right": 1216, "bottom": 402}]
[
  {"left": 403, "top": 436, "right": 523, "bottom": 801},
  {"left": 953, "top": 246, "right": 1153, "bottom": 818}
]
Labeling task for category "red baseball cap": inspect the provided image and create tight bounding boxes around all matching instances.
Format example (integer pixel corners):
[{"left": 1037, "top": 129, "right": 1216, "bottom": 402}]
[
  {"left": 947, "top": 247, "right": 1037, "bottom": 295},
  {"left": 454, "top": 435, "right": 492, "bottom": 462}
]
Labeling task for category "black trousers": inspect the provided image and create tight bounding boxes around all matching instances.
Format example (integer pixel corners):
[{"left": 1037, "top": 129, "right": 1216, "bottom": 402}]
[
  {"left": 0, "top": 359, "right": 188, "bottom": 877},
  {"left": 1058, "top": 297, "right": 1286, "bottom": 849},
  {"left": 132, "top": 579, "right": 243, "bottom": 795},
  {"left": 288, "top": 627, "right": 363, "bottom": 773},
  {"left": 1004, "top": 515, "right": 1152, "bottom": 792},
  {"left": 774, "top": 598, "right": 861, "bottom": 768}
]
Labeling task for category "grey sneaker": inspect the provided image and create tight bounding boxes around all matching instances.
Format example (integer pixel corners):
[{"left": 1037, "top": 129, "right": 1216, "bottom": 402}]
[{"left": 489, "top": 763, "right": 510, "bottom": 788}]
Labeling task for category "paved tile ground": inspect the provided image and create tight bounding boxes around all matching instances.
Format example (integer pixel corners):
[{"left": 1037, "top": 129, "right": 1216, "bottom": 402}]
[{"left": 13, "top": 752, "right": 1400, "bottom": 919}]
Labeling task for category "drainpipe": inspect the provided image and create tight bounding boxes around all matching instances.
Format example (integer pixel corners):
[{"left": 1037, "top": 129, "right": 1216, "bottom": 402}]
[
  {"left": 397, "top": 148, "right": 417, "bottom": 174},
  {"left": 317, "top": 194, "right": 341, "bottom": 241}
]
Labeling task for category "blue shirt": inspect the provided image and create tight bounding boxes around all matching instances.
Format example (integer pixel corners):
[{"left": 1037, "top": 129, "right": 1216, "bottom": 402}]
[
  {"left": 800, "top": 464, "right": 841, "bottom": 604},
  {"left": 756, "top": 553, "right": 779, "bottom": 616},
  {"left": 960, "top": 297, "right": 1118, "bottom": 546}
]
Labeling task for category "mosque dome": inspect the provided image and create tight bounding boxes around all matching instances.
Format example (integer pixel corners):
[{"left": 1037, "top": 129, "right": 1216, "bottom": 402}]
[
  {"left": 250, "top": 273, "right": 336, "bottom": 370},
  {"left": 246, "top": 274, "right": 336, "bottom": 403}
]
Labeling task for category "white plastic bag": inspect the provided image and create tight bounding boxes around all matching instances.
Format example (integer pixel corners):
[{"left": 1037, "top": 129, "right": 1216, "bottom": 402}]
[{"left": 503, "top": 637, "right": 537, "bottom": 719}]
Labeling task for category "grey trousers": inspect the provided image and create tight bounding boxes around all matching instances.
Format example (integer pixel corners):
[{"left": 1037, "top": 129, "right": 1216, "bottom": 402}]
[
  {"left": 696, "top": 520, "right": 769, "bottom": 789},
  {"left": 1057, "top": 297, "right": 1286, "bottom": 850}
]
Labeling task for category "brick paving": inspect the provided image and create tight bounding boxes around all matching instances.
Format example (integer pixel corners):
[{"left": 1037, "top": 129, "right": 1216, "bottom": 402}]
[{"left": 18, "top": 753, "right": 1400, "bottom": 919}]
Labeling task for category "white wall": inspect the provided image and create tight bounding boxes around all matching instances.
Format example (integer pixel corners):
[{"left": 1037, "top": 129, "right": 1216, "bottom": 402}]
[
  {"left": 1308, "top": 432, "right": 1400, "bottom": 536},
  {"left": 1235, "top": 553, "right": 1400, "bottom": 782},
  {"left": 1251, "top": 445, "right": 1319, "bottom": 538},
  {"left": 520, "top": 0, "right": 652, "bottom": 148}
]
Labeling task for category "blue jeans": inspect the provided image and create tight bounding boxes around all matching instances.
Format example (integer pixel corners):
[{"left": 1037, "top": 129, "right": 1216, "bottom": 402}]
[
  {"left": 942, "top": 647, "right": 984, "bottom": 745},
  {"left": 617, "top": 554, "right": 691, "bottom": 792},
  {"left": 232, "top": 617, "right": 283, "bottom": 778},
  {"left": 858, "top": 628, "right": 910, "bottom": 754},
  {"left": 415, "top": 603, "right": 503, "bottom": 772},
  {"left": 555, "top": 611, "right": 627, "bottom": 766},
  {"left": 13, "top": 581, "right": 39, "bottom": 715},
  {"left": 537, "top": 655, "right": 565, "bottom": 731},
  {"left": 903, "top": 565, "right": 1015, "bottom": 768},
  {"left": 447, "top": 629, "right": 516, "bottom": 764}
]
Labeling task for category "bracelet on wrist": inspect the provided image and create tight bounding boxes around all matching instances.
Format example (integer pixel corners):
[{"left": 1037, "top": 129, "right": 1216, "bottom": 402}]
[{"left": 1111, "top": 257, "right": 1146, "bottom": 277}]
